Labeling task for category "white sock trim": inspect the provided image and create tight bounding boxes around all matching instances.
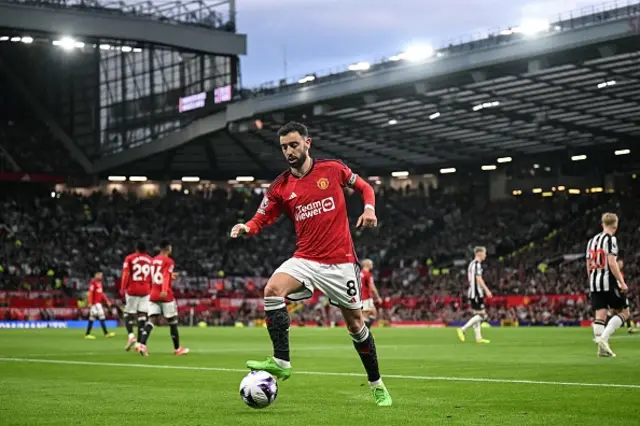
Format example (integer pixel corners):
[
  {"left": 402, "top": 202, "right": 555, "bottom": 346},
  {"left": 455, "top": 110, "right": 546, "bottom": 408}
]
[
  {"left": 350, "top": 325, "right": 370, "bottom": 343},
  {"left": 264, "top": 296, "right": 286, "bottom": 311},
  {"left": 273, "top": 357, "right": 291, "bottom": 368},
  {"left": 369, "top": 379, "right": 383, "bottom": 387}
]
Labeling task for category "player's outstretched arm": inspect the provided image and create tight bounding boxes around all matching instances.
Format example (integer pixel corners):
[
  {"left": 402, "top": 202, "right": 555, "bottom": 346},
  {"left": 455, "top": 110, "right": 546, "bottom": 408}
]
[
  {"left": 230, "top": 223, "right": 251, "bottom": 238},
  {"left": 230, "top": 192, "right": 283, "bottom": 238}
]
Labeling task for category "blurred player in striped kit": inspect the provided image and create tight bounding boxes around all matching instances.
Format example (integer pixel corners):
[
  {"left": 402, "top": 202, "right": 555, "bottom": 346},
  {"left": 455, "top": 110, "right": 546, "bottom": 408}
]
[
  {"left": 587, "top": 213, "right": 629, "bottom": 357},
  {"left": 457, "top": 246, "right": 492, "bottom": 344}
]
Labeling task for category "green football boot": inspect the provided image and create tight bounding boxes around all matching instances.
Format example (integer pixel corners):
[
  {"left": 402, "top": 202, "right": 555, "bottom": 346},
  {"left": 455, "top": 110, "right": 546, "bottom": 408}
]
[
  {"left": 372, "top": 382, "right": 393, "bottom": 406},
  {"left": 246, "top": 356, "right": 292, "bottom": 381}
]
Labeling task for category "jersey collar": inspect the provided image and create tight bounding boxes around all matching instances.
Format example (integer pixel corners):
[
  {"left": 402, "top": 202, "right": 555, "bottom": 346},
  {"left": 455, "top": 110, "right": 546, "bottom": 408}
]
[{"left": 290, "top": 159, "right": 315, "bottom": 179}]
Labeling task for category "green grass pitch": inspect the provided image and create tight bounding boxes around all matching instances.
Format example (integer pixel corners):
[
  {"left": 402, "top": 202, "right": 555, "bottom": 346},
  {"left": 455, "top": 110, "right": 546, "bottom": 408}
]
[{"left": 0, "top": 327, "right": 639, "bottom": 425}]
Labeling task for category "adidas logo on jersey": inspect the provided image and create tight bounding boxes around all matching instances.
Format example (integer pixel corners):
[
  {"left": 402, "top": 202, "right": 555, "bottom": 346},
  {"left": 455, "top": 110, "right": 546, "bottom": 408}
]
[{"left": 289, "top": 192, "right": 297, "bottom": 200}]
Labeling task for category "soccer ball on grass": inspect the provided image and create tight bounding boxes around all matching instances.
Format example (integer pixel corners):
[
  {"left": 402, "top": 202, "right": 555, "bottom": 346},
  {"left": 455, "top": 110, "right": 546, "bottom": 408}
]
[{"left": 239, "top": 370, "right": 278, "bottom": 409}]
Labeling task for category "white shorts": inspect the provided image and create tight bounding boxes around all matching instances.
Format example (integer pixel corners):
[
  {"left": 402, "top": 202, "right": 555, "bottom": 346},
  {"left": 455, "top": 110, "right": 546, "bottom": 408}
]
[
  {"left": 275, "top": 257, "right": 362, "bottom": 310},
  {"left": 89, "top": 303, "right": 105, "bottom": 320},
  {"left": 362, "top": 298, "right": 375, "bottom": 312},
  {"left": 149, "top": 300, "right": 178, "bottom": 318},
  {"left": 125, "top": 294, "right": 150, "bottom": 314}
]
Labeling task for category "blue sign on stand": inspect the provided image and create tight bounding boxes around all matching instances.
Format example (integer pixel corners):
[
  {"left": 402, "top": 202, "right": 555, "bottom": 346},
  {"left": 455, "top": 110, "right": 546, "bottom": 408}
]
[{"left": 0, "top": 320, "right": 118, "bottom": 329}]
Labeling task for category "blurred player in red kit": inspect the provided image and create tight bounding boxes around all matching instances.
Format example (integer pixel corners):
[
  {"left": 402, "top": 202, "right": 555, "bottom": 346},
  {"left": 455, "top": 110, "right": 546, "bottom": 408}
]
[
  {"left": 84, "top": 272, "right": 115, "bottom": 339},
  {"left": 230, "top": 121, "right": 392, "bottom": 406},
  {"left": 120, "top": 241, "right": 152, "bottom": 351},
  {"left": 360, "top": 259, "right": 382, "bottom": 329},
  {"left": 136, "top": 240, "right": 189, "bottom": 356}
]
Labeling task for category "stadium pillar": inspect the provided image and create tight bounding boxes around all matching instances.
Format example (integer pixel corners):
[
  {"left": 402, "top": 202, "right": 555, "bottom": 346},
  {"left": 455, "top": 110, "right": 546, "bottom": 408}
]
[
  {"left": 489, "top": 169, "right": 508, "bottom": 201},
  {"left": 158, "top": 182, "right": 169, "bottom": 197},
  {"left": 604, "top": 174, "right": 615, "bottom": 193}
]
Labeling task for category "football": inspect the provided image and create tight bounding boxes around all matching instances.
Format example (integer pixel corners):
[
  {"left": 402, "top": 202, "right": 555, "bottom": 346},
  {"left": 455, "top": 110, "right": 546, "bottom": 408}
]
[{"left": 239, "top": 370, "right": 278, "bottom": 409}]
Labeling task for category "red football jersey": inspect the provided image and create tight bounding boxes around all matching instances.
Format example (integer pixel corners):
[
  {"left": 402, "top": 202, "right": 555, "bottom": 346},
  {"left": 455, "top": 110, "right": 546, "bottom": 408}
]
[
  {"left": 360, "top": 269, "right": 373, "bottom": 300},
  {"left": 122, "top": 253, "right": 153, "bottom": 296},
  {"left": 88, "top": 279, "right": 109, "bottom": 305},
  {"left": 150, "top": 254, "right": 175, "bottom": 303},
  {"left": 247, "top": 160, "right": 358, "bottom": 265}
]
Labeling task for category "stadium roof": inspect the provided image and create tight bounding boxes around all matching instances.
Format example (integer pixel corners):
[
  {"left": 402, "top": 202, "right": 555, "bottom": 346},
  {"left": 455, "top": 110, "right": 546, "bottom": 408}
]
[
  {"left": 0, "top": 0, "right": 246, "bottom": 55},
  {"left": 96, "top": 3, "right": 640, "bottom": 179}
]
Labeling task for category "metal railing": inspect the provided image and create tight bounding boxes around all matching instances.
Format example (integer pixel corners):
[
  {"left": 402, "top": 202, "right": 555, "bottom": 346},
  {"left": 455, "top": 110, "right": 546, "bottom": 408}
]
[
  {"left": 243, "top": 0, "right": 640, "bottom": 96},
  {"left": 1, "top": 0, "right": 236, "bottom": 30}
]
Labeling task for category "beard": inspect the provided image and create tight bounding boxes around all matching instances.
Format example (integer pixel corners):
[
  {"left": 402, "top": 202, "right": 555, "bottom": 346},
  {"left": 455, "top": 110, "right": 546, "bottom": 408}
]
[{"left": 288, "top": 150, "right": 308, "bottom": 170}]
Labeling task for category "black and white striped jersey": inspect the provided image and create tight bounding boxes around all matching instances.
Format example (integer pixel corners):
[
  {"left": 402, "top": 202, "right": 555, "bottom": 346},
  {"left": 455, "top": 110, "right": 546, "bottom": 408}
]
[
  {"left": 467, "top": 259, "right": 483, "bottom": 299},
  {"left": 586, "top": 232, "right": 619, "bottom": 292}
]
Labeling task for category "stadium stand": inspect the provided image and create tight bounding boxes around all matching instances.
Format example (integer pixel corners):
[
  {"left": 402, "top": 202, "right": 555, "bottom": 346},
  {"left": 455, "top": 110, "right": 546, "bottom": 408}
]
[
  {"left": 1, "top": 187, "right": 638, "bottom": 326},
  {"left": 0, "top": 1, "right": 639, "bottom": 329}
]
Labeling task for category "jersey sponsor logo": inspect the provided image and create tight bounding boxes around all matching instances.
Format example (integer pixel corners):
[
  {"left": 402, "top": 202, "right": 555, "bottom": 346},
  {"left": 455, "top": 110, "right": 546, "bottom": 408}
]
[
  {"left": 317, "top": 177, "right": 329, "bottom": 190},
  {"left": 294, "top": 197, "right": 335, "bottom": 221}
]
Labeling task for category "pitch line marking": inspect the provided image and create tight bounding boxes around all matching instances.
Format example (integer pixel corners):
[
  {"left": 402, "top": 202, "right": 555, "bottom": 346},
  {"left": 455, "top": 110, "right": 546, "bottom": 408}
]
[{"left": 0, "top": 357, "right": 639, "bottom": 390}]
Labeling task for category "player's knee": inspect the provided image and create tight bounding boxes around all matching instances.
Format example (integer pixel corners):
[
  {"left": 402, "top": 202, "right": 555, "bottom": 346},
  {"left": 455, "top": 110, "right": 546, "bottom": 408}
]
[
  {"left": 613, "top": 309, "right": 629, "bottom": 319},
  {"left": 480, "top": 312, "right": 488, "bottom": 321},
  {"left": 344, "top": 313, "right": 365, "bottom": 334},
  {"left": 264, "top": 281, "right": 290, "bottom": 298}
]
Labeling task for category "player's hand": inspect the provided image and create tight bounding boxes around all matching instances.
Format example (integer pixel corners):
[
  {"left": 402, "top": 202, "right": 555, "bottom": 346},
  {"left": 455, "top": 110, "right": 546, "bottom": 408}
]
[
  {"left": 486, "top": 291, "right": 493, "bottom": 299},
  {"left": 160, "top": 291, "right": 167, "bottom": 300},
  {"left": 230, "top": 223, "right": 250, "bottom": 238},
  {"left": 376, "top": 297, "right": 383, "bottom": 305},
  {"left": 356, "top": 209, "right": 377, "bottom": 228},
  {"left": 119, "top": 288, "right": 126, "bottom": 298},
  {"left": 171, "top": 272, "right": 178, "bottom": 280},
  {"left": 620, "top": 282, "right": 628, "bottom": 293}
]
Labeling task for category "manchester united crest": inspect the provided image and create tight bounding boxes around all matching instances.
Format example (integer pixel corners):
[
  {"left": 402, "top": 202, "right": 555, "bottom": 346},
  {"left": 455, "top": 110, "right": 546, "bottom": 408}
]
[{"left": 317, "top": 178, "right": 329, "bottom": 190}]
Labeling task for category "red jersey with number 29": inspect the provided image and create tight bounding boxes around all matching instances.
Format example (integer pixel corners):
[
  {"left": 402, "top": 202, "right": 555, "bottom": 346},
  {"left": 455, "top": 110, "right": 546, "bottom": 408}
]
[
  {"left": 246, "top": 160, "right": 358, "bottom": 265},
  {"left": 122, "top": 253, "right": 153, "bottom": 296},
  {"left": 151, "top": 254, "right": 175, "bottom": 302}
]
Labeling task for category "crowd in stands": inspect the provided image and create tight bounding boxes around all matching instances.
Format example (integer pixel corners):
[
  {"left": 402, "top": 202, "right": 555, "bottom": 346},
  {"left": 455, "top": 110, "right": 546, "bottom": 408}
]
[{"left": 2, "top": 183, "right": 639, "bottom": 325}]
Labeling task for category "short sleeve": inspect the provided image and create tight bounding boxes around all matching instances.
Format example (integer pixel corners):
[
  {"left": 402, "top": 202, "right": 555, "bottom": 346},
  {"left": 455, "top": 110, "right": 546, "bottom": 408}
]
[
  {"left": 335, "top": 161, "right": 357, "bottom": 187},
  {"left": 609, "top": 236, "right": 619, "bottom": 256},
  {"left": 476, "top": 263, "right": 483, "bottom": 276}
]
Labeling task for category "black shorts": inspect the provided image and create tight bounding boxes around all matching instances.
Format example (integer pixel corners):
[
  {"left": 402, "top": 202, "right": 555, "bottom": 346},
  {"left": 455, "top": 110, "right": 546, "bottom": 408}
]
[
  {"left": 591, "top": 288, "right": 628, "bottom": 311},
  {"left": 470, "top": 296, "right": 485, "bottom": 311}
]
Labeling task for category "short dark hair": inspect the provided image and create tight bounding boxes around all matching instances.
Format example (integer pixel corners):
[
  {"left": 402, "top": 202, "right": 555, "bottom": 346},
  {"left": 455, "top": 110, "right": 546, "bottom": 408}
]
[
  {"left": 136, "top": 241, "right": 146, "bottom": 252},
  {"left": 160, "top": 240, "right": 171, "bottom": 250},
  {"left": 277, "top": 121, "right": 308, "bottom": 138}
]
